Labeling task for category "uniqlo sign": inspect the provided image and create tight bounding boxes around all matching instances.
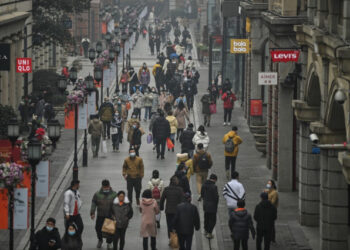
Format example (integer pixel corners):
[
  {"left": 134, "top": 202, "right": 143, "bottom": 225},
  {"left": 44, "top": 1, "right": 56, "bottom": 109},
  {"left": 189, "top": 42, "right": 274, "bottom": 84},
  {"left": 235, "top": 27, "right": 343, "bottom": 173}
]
[
  {"left": 16, "top": 58, "right": 32, "bottom": 73},
  {"left": 270, "top": 50, "right": 300, "bottom": 63}
]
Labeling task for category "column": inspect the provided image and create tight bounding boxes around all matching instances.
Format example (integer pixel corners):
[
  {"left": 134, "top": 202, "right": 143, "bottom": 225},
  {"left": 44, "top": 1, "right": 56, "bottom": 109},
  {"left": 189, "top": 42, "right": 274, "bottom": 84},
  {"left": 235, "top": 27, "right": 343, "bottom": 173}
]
[
  {"left": 320, "top": 149, "right": 349, "bottom": 250},
  {"left": 298, "top": 122, "right": 320, "bottom": 226}
]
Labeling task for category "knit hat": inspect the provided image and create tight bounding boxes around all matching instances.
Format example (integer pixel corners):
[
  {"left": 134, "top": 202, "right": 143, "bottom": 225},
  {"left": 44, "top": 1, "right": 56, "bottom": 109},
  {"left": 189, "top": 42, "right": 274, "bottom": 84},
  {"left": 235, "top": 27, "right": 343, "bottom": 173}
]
[{"left": 260, "top": 192, "right": 268, "bottom": 200}]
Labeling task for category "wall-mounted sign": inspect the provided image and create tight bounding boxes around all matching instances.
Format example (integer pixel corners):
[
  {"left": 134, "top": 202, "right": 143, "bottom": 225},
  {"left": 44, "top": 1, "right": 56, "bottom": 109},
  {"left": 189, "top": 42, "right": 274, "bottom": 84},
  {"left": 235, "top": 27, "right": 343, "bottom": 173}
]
[
  {"left": 250, "top": 99, "right": 263, "bottom": 116},
  {"left": 0, "top": 44, "right": 10, "bottom": 71},
  {"left": 230, "top": 39, "right": 250, "bottom": 54},
  {"left": 16, "top": 58, "right": 32, "bottom": 73},
  {"left": 270, "top": 50, "right": 300, "bottom": 63},
  {"left": 258, "top": 72, "right": 278, "bottom": 85}
]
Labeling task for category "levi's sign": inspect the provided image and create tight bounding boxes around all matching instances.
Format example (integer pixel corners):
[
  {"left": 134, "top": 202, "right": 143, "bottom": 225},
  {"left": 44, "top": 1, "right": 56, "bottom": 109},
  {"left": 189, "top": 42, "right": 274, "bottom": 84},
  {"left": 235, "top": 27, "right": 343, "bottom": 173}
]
[{"left": 270, "top": 50, "right": 300, "bottom": 63}]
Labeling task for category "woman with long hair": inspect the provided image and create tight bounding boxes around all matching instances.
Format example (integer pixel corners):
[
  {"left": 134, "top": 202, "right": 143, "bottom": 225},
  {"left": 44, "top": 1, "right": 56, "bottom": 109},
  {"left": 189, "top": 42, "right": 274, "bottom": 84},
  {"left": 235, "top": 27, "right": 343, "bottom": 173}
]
[
  {"left": 265, "top": 179, "right": 279, "bottom": 243},
  {"left": 174, "top": 100, "right": 190, "bottom": 140},
  {"left": 192, "top": 125, "right": 210, "bottom": 150}
]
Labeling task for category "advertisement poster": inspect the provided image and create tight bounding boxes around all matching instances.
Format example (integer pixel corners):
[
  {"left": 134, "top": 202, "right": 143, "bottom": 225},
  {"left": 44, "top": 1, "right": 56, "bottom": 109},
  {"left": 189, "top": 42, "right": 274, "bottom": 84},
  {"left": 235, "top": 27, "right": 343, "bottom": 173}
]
[
  {"left": 0, "top": 188, "right": 8, "bottom": 229},
  {"left": 250, "top": 99, "right": 263, "bottom": 116},
  {"left": 14, "top": 188, "right": 28, "bottom": 229},
  {"left": 0, "top": 140, "right": 21, "bottom": 162},
  {"left": 103, "top": 68, "right": 111, "bottom": 88},
  {"left": 87, "top": 93, "right": 96, "bottom": 116},
  {"left": 36, "top": 161, "right": 49, "bottom": 197},
  {"left": 64, "top": 108, "right": 75, "bottom": 129},
  {"left": 78, "top": 103, "right": 88, "bottom": 130}
]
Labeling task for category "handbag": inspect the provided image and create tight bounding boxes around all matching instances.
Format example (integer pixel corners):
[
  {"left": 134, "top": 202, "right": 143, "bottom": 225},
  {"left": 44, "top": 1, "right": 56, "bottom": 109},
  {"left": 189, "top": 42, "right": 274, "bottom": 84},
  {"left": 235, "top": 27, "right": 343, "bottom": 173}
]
[
  {"left": 209, "top": 103, "right": 217, "bottom": 114},
  {"left": 101, "top": 218, "right": 116, "bottom": 235},
  {"left": 126, "top": 102, "right": 131, "bottom": 110},
  {"left": 102, "top": 140, "right": 108, "bottom": 154},
  {"left": 147, "top": 134, "right": 153, "bottom": 144},
  {"left": 167, "top": 138, "right": 174, "bottom": 150},
  {"left": 169, "top": 232, "right": 179, "bottom": 248}
]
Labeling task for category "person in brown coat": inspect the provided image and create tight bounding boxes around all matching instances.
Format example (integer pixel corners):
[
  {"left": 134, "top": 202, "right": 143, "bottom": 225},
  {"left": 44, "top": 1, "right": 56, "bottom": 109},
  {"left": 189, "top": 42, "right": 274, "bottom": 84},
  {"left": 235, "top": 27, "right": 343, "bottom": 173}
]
[
  {"left": 88, "top": 115, "right": 103, "bottom": 158},
  {"left": 193, "top": 143, "right": 213, "bottom": 201},
  {"left": 140, "top": 189, "right": 160, "bottom": 250},
  {"left": 174, "top": 100, "right": 190, "bottom": 140},
  {"left": 122, "top": 148, "right": 144, "bottom": 206}
]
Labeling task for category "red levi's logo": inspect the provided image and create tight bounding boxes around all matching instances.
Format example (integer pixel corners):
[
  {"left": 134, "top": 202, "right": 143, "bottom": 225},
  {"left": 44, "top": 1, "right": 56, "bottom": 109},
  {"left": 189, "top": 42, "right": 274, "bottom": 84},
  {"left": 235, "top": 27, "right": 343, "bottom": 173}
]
[{"left": 270, "top": 50, "right": 300, "bottom": 63}]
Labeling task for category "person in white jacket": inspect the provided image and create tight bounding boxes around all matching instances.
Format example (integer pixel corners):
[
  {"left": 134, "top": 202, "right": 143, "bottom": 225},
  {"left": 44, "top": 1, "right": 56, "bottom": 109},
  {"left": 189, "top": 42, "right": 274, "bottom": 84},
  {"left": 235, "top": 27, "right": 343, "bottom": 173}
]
[
  {"left": 192, "top": 125, "right": 210, "bottom": 150},
  {"left": 63, "top": 180, "right": 84, "bottom": 236},
  {"left": 184, "top": 56, "right": 195, "bottom": 70},
  {"left": 148, "top": 170, "right": 164, "bottom": 228},
  {"left": 223, "top": 171, "right": 245, "bottom": 216}
]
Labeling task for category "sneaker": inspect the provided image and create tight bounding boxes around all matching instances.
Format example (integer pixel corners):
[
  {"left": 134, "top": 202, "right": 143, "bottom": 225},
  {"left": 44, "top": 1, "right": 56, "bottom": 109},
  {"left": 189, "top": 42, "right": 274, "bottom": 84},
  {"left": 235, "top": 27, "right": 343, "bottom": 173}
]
[
  {"left": 143, "top": 118, "right": 147, "bottom": 122},
  {"left": 116, "top": 149, "right": 120, "bottom": 153},
  {"left": 206, "top": 233, "right": 214, "bottom": 239},
  {"left": 107, "top": 243, "right": 113, "bottom": 249},
  {"left": 157, "top": 155, "right": 160, "bottom": 159},
  {"left": 161, "top": 156, "right": 165, "bottom": 160},
  {"left": 226, "top": 170, "right": 230, "bottom": 180},
  {"left": 97, "top": 240, "right": 102, "bottom": 248},
  {"left": 228, "top": 122, "right": 231, "bottom": 126},
  {"left": 223, "top": 122, "right": 226, "bottom": 126},
  {"left": 197, "top": 196, "right": 202, "bottom": 202},
  {"left": 136, "top": 199, "right": 140, "bottom": 206}
]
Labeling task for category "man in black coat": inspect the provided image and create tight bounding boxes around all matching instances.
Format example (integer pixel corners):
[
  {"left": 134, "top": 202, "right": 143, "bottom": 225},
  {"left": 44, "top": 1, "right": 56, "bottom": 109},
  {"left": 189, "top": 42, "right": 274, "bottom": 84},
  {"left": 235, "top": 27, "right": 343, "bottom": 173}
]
[
  {"left": 229, "top": 200, "right": 255, "bottom": 250},
  {"left": 175, "top": 163, "right": 191, "bottom": 194},
  {"left": 179, "top": 123, "right": 195, "bottom": 157},
  {"left": 152, "top": 110, "right": 171, "bottom": 159},
  {"left": 201, "top": 174, "right": 219, "bottom": 239},
  {"left": 30, "top": 217, "right": 61, "bottom": 250},
  {"left": 183, "top": 76, "right": 197, "bottom": 111},
  {"left": 160, "top": 176, "right": 184, "bottom": 238},
  {"left": 254, "top": 192, "right": 277, "bottom": 250},
  {"left": 172, "top": 193, "right": 200, "bottom": 250}
]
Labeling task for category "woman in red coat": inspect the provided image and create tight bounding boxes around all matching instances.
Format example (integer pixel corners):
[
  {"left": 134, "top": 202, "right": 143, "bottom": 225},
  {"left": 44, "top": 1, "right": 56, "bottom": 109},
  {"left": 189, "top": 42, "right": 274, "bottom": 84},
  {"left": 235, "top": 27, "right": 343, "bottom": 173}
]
[{"left": 221, "top": 89, "right": 237, "bottom": 126}]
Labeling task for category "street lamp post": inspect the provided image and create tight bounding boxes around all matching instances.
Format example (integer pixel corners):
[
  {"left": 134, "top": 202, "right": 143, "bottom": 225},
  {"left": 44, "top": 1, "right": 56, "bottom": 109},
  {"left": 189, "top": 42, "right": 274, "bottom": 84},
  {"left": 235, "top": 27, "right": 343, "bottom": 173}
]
[
  {"left": 7, "top": 118, "right": 19, "bottom": 250},
  {"left": 27, "top": 138, "right": 42, "bottom": 248},
  {"left": 58, "top": 75, "right": 68, "bottom": 94},
  {"left": 108, "top": 48, "right": 115, "bottom": 97},
  {"left": 96, "top": 41, "right": 103, "bottom": 56},
  {"left": 69, "top": 67, "right": 79, "bottom": 181},
  {"left": 47, "top": 120, "right": 61, "bottom": 149},
  {"left": 121, "top": 31, "right": 128, "bottom": 69},
  {"left": 114, "top": 42, "right": 121, "bottom": 93},
  {"left": 88, "top": 48, "right": 96, "bottom": 63},
  {"left": 82, "top": 75, "right": 95, "bottom": 167},
  {"left": 94, "top": 66, "right": 103, "bottom": 109}
]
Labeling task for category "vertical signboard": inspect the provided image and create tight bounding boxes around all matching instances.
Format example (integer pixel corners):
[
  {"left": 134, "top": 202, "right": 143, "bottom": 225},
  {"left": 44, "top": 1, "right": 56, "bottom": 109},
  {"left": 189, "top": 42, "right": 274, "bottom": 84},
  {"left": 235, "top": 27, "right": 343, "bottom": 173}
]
[
  {"left": 16, "top": 58, "right": 32, "bottom": 73},
  {"left": 0, "top": 188, "right": 8, "bottom": 229},
  {"left": 250, "top": 99, "right": 263, "bottom": 116},
  {"left": 36, "top": 161, "right": 49, "bottom": 197},
  {"left": 14, "top": 188, "right": 28, "bottom": 229},
  {"left": 78, "top": 103, "right": 88, "bottom": 129},
  {"left": 87, "top": 93, "right": 96, "bottom": 116}
]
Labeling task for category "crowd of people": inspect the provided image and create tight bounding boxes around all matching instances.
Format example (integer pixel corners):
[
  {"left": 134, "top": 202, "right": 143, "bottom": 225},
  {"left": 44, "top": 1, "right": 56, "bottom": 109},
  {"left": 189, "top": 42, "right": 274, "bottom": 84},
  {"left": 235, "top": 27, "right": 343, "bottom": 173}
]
[{"left": 29, "top": 16, "right": 280, "bottom": 250}]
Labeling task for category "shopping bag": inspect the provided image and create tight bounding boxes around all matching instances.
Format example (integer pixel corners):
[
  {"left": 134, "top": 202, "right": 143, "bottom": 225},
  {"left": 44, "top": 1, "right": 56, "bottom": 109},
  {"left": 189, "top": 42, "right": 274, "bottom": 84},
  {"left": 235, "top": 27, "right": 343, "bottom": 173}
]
[
  {"left": 147, "top": 134, "right": 153, "bottom": 144},
  {"left": 167, "top": 138, "right": 174, "bottom": 150},
  {"left": 155, "top": 213, "right": 161, "bottom": 222},
  {"left": 209, "top": 103, "right": 217, "bottom": 114},
  {"left": 101, "top": 218, "right": 116, "bottom": 235},
  {"left": 169, "top": 232, "right": 179, "bottom": 249},
  {"left": 126, "top": 102, "right": 131, "bottom": 110},
  {"left": 102, "top": 140, "right": 108, "bottom": 154}
]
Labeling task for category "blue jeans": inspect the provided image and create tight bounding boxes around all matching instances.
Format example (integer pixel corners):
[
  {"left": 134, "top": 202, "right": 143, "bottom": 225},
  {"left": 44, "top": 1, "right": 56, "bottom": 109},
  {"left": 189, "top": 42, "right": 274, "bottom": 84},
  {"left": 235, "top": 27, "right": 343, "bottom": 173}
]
[{"left": 144, "top": 106, "right": 152, "bottom": 120}]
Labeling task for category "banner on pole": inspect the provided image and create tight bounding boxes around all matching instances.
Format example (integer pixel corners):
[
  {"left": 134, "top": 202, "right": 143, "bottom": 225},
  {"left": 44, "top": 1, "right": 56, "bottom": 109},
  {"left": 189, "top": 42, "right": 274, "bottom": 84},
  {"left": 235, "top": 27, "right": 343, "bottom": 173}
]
[
  {"left": 103, "top": 68, "right": 111, "bottom": 88},
  {"left": 88, "top": 93, "right": 96, "bottom": 116},
  {"left": 64, "top": 108, "right": 75, "bottom": 129},
  {"left": 78, "top": 103, "right": 88, "bottom": 129},
  {"left": 14, "top": 188, "right": 28, "bottom": 229},
  {"left": 36, "top": 161, "right": 49, "bottom": 197},
  {"left": 0, "top": 188, "right": 8, "bottom": 229}
]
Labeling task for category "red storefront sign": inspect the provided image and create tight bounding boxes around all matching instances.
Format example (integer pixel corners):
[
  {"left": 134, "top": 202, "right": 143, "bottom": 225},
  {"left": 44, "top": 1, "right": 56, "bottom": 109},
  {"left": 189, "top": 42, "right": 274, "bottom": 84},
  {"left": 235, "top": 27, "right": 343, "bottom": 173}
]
[
  {"left": 270, "top": 50, "right": 300, "bottom": 63},
  {"left": 250, "top": 99, "right": 263, "bottom": 116},
  {"left": 16, "top": 58, "right": 32, "bottom": 73}
]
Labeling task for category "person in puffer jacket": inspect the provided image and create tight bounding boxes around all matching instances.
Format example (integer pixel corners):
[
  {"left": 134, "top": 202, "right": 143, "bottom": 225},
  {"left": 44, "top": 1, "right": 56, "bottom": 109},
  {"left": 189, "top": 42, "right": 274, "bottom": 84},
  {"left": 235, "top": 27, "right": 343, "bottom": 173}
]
[
  {"left": 192, "top": 125, "right": 210, "bottom": 150},
  {"left": 176, "top": 153, "right": 194, "bottom": 181},
  {"left": 99, "top": 97, "right": 114, "bottom": 139},
  {"left": 131, "top": 89, "right": 144, "bottom": 120},
  {"left": 138, "top": 63, "right": 151, "bottom": 90},
  {"left": 143, "top": 88, "right": 154, "bottom": 121},
  {"left": 111, "top": 112, "right": 123, "bottom": 152},
  {"left": 111, "top": 191, "right": 133, "bottom": 250},
  {"left": 166, "top": 111, "right": 178, "bottom": 152},
  {"left": 148, "top": 170, "right": 164, "bottom": 228}
]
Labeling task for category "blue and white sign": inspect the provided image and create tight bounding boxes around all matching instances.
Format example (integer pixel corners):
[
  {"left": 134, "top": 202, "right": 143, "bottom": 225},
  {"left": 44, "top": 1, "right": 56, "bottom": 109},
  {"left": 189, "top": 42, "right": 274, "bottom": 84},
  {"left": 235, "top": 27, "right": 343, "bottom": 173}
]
[
  {"left": 14, "top": 188, "right": 28, "bottom": 229},
  {"left": 36, "top": 161, "right": 49, "bottom": 197}
]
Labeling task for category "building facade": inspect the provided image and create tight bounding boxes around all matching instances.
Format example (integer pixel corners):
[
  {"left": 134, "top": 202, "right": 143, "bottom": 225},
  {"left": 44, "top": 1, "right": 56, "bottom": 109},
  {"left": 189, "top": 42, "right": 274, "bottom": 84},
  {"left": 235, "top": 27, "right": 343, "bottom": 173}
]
[{"left": 239, "top": 0, "right": 350, "bottom": 249}]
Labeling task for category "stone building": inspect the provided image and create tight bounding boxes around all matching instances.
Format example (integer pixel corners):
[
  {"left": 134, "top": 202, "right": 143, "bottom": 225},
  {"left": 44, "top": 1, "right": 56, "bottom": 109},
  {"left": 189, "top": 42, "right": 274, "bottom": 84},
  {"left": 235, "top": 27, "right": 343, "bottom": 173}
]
[{"left": 240, "top": 0, "right": 350, "bottom": 249}]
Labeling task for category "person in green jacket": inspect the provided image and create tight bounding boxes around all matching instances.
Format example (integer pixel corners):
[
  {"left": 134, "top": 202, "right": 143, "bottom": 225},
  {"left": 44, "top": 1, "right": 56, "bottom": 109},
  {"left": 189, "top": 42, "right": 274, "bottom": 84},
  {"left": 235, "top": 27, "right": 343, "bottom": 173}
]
[{"left": 90, "top": 179, "right": 117, "bottom": 249}]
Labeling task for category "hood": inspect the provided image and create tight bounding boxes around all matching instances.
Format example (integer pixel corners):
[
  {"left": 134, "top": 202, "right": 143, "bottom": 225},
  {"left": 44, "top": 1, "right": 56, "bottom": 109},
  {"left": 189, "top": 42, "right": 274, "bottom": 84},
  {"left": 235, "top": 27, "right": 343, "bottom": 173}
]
[
  {"left": 234, "top": 208, "right": 248, "bottom": 217},
  {"left": 113, "top": 196, "right": 130, "bottom": 204},
  {"left": 260, "top": 200, "right": 272, "bottom": 208},
  {"left": 196, "top": 149, "right": 206, "bottom": 155},
  {"left": 195, "top": 131, "right": 208, "bottom": 139},
  {"left": 154, "top": 63, "right": 161, "bottom": 68},
  {"left": 226, "top": 131, "right": 237, "bottom": 138},
  {"left": 141, "top": 198, "right": 155, "bottom": 206},
  {"left": 93, "top": 118, "right": 100, "bottom": 123},
  {"left": 167, "top": 116, "right": 176, "bottom": 122},
  {"left": 175, "top": 170, "right": 185, "bottom": 178},
  {"left": 176, "top": 153, "right": 189, "bottom": 162},
  {"left": 150, "top": 178, "right": 162, "bottom": 186}
]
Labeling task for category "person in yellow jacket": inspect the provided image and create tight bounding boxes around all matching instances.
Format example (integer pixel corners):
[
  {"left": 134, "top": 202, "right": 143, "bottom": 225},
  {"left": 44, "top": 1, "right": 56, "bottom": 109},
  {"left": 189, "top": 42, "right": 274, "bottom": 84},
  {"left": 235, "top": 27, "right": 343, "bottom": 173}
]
[
  {"left": 222, "top": 126, "right": 243, "bottom": 180},
  {"left": 176, "top": 153, "right": 194, "bottom": 181},
  {"left": 166, "top": 111, "right": 178, "bottom": 152}
]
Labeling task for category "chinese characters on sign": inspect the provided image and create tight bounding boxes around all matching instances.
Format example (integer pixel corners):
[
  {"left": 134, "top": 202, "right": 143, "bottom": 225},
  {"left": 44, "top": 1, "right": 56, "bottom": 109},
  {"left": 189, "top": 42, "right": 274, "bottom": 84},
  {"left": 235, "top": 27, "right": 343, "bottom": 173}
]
[
  {"left": 270, "top": 50, "right": 300, "bottom": 63},
  {"left": 16, "top": 58, "right": 32, "bottom": 73},
  {"left": 258, "top": 72, "right": 278, "bottom": 85},
  {"left": 230, "top": 39, "right": 250, "bottom": 54}
]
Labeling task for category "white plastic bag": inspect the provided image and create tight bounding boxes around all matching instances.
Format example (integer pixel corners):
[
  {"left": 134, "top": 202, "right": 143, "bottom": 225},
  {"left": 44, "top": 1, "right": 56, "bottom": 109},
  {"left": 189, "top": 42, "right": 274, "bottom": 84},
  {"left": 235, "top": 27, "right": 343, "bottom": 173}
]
[{"left": 102, "top": 140, "right": 108, "bottom": 154}]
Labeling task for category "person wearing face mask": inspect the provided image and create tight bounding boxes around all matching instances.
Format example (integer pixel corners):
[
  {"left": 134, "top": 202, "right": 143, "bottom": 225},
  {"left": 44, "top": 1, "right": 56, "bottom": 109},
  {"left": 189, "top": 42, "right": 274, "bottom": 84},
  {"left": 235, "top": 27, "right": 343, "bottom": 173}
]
[
  {"left": 191, "top": 67, "right": 200, "bottom": 85},
  {"left": 152, "top": 61, "right": 163, "bottom": 93},
  {"left": 61, "top": 223, "right": 83, "bottom": 250},
  {"left": 265, "top": 179, "right": 278, "bottom": 243},
  {"left": 221, "top": 89, "right": 237, "bottom": 126},
  {"left": 201, "top": 88, "right": 213, "bottom": 127},
  {"left": 122, "top": 148, "right": 145, "bottom": 206},
  {"left": 128, "top": 122, "right": 145, "bottom": 156},
  {"left": 131, "top": 89, "right": 144, "bottom": 120},
  {"left": 111, "top": 111, "right": 123, "bottom": 152},
  {"left": 119, "top": 68, "right": 130, "bottom": 93},
  {"left": 30, "top": 217, "right": 61, "bottom": 250},
  {"left": 128, "top": 67, "right": 139, "bottom": 95},
  {"left": 138, "top": 63, "right": 151, "bottom": 91},
  {"left": 150, "top": 88, "right": 159, "bottom": 114},
  {"left": 90, "top": 180, "right": 117, "bottom": 249},
  {"left": 143, "top": 88, "right": 154, "bottom": 121},
  {"left": 183, "top": 74, "right": 197, "bottom": 111}
]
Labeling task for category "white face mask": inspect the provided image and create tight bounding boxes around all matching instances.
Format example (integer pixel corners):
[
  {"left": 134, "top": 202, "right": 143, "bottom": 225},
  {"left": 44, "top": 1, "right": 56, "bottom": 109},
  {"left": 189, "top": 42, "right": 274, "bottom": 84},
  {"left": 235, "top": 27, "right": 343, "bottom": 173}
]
[
  {"left": 266, "top": 184, "right": 271, "bottom": 189},
  {"left": 130, "top": 152, "right": 136, "bottom": 157}
]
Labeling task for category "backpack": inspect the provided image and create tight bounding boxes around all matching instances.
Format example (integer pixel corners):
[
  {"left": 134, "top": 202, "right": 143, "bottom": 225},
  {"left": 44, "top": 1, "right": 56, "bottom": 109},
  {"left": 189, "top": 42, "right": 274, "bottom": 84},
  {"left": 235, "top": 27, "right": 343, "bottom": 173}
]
[
  {"left": 152, "top": 184, "right": 161, "bottom": 199},
  {"left": 225, "top": 137, "right": 235, "bottom": 153},
  {"left": 198, "top": 153, "right": 211, "bottom": 170}
]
